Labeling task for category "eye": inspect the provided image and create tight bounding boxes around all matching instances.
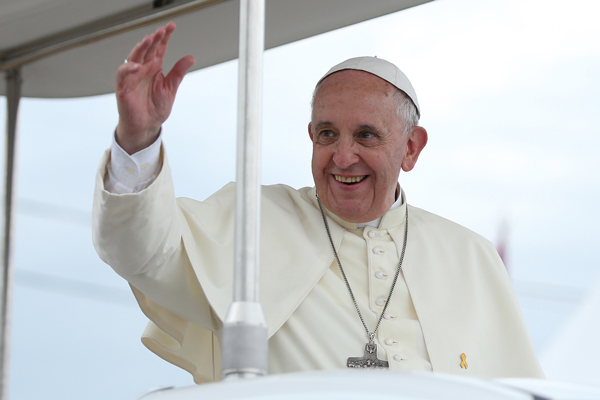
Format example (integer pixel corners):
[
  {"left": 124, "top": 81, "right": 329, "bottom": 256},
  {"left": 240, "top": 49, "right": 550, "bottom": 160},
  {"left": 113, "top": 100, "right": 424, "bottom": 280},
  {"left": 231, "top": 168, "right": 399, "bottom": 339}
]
[
  {"left": 358, "top": 131, "right": 375, "bottom": 139},
  {"left": 315, "top": 130, "right": 337, "bottom": 144},
  {"left": 315, "top": 129, "right": 338, "bottom": 145}
]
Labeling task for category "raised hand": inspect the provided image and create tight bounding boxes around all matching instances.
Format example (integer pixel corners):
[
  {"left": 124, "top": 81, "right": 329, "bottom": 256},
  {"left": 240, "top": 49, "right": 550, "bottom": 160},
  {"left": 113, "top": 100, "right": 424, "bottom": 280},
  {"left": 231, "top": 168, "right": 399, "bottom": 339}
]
[{"left": 115, "top": 22, "right": 195, "bottom": 154}]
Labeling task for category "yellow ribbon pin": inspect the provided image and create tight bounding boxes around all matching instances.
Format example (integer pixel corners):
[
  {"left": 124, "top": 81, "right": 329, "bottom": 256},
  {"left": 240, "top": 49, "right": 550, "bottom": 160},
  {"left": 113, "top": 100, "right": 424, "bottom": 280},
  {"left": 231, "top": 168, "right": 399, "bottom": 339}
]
[{"left": 460, "top": 353, "right": 468, "bottom": 369}]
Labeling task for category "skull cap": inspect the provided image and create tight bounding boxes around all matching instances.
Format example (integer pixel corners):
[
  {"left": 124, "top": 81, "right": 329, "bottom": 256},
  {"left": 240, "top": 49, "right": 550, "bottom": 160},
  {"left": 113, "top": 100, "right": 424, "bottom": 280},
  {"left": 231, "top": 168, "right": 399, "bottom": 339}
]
[{"left": 318, "top": 56, "right": 420, "bottom": 117}]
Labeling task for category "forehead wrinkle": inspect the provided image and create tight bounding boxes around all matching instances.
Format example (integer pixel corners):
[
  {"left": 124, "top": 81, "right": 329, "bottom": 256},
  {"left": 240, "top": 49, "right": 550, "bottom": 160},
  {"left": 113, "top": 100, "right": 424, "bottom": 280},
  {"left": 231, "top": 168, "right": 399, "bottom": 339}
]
[{"left": 315, "top": 70, "right": 396, "bottom": 102}]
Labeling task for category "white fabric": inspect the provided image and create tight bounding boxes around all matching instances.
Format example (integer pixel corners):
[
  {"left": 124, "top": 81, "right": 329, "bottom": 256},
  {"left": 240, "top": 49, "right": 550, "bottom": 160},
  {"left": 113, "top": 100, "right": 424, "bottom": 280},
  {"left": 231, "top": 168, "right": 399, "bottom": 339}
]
[
  {"left": 269, "top": 218, "right": 432, "bottom": 373},
  {"left": 105, "top": 132, "right": 162, "bottom": 194},
  {"left": 93, "top": 147, "right": 545, "bottom": 383}
]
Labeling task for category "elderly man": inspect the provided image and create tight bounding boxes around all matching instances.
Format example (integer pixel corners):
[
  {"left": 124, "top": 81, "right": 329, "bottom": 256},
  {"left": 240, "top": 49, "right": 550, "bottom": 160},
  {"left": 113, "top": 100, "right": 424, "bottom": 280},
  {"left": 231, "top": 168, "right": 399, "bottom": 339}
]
[{"left": 93, "top": 23, "right": 544, "bottom": 382}]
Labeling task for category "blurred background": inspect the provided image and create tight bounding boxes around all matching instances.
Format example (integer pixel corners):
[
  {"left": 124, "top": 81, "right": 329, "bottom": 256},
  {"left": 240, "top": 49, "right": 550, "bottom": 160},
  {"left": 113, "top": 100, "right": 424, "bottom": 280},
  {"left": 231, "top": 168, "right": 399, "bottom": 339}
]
[{"left": 1, "top": 0, "right": 599, "bottom": 398}]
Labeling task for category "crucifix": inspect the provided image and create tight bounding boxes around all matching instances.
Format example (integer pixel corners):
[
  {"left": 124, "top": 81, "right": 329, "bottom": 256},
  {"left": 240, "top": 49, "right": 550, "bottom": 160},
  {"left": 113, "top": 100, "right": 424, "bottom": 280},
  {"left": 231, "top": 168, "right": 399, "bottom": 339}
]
[{"left": 347, "top": 342, "right": 389, "bottom": 369}]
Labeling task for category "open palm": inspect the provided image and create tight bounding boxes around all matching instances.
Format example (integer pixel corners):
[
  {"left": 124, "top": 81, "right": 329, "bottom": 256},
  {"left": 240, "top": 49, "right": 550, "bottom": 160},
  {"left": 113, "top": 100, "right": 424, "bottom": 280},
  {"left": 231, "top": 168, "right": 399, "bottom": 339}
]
[{"left": 115, "top": 22, "right": 195, "bottom": 154}]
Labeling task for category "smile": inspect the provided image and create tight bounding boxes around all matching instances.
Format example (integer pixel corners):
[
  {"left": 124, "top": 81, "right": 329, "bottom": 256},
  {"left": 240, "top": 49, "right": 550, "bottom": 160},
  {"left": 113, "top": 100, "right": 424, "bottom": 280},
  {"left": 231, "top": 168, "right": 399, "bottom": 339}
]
[{"left": 334, "top": 175, "right": 367, "bottom": 184}]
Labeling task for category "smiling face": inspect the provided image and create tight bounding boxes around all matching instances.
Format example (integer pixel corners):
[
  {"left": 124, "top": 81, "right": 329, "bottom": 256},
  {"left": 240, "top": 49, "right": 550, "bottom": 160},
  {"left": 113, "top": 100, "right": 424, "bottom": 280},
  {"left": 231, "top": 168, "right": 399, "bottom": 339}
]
[{"left": 309, "top": 70, "right": 427, "bottom": 223}]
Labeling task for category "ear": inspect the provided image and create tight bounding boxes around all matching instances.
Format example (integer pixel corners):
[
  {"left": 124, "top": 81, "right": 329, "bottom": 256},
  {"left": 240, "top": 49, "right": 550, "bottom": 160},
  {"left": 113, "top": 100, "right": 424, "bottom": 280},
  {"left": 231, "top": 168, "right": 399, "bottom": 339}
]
[
  {"left": 401, "top": 126, "right": 428, "bottom": 172},
  {"left": 308, "top": 122, "right": 314, "bottom": 141}
]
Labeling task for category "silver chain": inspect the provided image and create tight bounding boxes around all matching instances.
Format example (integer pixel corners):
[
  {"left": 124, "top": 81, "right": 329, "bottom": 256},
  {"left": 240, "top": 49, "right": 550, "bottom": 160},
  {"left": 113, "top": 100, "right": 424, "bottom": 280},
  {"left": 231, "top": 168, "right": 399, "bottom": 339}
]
[{"left": 316, "top": 194, "right": 409, "bottom": 344}]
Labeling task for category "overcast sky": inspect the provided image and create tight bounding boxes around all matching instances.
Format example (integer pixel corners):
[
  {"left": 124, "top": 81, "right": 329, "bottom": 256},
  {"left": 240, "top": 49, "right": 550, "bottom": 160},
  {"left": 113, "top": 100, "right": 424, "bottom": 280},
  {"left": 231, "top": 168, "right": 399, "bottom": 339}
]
[{"left": 1, "top": 0, "right": 599, "bottom": 398}]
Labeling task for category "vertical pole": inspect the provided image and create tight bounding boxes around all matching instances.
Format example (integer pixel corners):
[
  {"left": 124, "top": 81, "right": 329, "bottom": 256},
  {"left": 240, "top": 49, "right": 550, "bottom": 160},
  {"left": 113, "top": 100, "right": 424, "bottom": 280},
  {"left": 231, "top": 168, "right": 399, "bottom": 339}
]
[
  {"left": 221, "top": 0, "right": 267, "bottom": 379},
  {"left": 1, "top": 67, "right": 21, "bottom": 400},
  {"left": 234, "top": 0, "right": 264, "bottom": 306}
]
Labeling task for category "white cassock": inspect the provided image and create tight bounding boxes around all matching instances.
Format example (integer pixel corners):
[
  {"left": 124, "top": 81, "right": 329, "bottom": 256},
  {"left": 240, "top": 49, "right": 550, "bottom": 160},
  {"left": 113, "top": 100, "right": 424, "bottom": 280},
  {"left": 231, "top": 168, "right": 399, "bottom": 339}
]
[{"left": 93, "top": 148, "right": 544, "bottom": 383}]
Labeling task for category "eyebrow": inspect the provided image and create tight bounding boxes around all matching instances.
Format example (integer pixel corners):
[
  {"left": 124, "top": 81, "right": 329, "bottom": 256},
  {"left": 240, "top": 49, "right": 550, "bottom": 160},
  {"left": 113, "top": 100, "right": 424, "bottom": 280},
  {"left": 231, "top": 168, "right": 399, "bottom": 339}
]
[
  {"left": 314, "top": 121, "right": 333, "bottom": 130},
  {"left": 314, "top": 122, "right": 381, "bottom": 133},
  {"left": 357, "top": 124, "right": 379, "bottom": 133}
]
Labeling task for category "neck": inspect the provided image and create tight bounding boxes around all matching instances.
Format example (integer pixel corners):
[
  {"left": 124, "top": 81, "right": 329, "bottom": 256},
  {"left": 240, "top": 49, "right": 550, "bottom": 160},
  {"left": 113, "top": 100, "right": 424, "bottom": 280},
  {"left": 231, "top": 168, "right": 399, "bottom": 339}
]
[{"left": 356, "top": 186, "right": 403, "bottom": 229}]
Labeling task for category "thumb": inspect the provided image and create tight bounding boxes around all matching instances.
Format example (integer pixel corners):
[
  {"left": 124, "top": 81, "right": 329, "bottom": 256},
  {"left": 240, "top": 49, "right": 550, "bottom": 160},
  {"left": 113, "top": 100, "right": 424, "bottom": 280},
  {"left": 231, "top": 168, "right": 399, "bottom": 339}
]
[{"left": 164, "top": 55, "right": 196, "bottom": 93}]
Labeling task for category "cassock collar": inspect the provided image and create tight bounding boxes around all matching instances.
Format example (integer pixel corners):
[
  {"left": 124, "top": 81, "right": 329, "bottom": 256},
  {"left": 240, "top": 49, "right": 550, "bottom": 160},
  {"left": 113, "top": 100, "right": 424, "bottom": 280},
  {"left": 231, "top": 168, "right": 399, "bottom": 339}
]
[{"left": 308, "top": 185, "right": 408, "bottom": 232}]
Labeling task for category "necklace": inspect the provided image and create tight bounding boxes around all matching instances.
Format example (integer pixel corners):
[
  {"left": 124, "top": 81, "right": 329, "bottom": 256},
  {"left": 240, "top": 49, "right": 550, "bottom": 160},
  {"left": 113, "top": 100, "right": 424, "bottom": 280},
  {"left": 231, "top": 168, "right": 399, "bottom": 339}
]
[{"left": 316, "top": 194, "right": 409, "bottom": 369}]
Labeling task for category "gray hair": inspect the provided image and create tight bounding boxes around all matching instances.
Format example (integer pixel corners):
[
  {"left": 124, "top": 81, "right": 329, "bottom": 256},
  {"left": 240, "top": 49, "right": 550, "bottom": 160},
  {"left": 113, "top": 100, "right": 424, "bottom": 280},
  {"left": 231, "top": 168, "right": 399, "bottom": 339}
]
[
  {"left": 393, "top": 89, "right": 420, "bottom": 136},
  {"left": 311, "top": 84, "right": 420, "bottom": 136}
]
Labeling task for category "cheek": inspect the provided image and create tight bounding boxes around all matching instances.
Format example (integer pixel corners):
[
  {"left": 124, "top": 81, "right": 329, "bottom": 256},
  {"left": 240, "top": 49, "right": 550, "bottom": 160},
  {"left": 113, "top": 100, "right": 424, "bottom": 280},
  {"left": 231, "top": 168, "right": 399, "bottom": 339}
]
[
  {"left": 311, "top": 148, "right": 329, "bottom": 171},
  {"left": 311, "top": 151, "right": 326, "bottom": 185},
  {"left": 373, "top": 153, "right": 403, "bottom": 182}
]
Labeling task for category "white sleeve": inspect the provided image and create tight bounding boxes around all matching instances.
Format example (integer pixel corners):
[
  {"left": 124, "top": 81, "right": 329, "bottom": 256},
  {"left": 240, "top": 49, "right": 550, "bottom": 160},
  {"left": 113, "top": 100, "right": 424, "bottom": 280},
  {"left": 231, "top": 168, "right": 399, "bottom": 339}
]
[{"left": 104, "top": 131, "right": 163, "bottom": 194}]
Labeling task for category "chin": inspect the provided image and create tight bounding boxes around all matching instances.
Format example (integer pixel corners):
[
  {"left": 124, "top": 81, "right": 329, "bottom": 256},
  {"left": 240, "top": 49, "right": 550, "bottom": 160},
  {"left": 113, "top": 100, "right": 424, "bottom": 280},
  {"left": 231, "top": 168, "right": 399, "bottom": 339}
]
[
  {"left": 319, "top": 189, "right": 376, "bottom": 222},
  {"left": 332, "top": 205, "right": 372, "bottom": 223}
]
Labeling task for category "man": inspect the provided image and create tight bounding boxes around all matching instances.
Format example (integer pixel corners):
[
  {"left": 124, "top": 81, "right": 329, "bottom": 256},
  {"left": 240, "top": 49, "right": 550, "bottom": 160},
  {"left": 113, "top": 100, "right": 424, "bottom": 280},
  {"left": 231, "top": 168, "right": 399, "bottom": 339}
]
[{"left": 93, "top": 23, "right": 544, "bottom": 382}]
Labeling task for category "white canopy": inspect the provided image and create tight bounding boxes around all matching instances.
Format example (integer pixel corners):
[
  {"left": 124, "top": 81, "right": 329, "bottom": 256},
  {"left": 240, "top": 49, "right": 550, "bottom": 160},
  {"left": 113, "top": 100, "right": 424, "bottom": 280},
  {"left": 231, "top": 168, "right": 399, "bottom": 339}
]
[{"left": 0, "top": 0, "right": 431, "bottom": 98}]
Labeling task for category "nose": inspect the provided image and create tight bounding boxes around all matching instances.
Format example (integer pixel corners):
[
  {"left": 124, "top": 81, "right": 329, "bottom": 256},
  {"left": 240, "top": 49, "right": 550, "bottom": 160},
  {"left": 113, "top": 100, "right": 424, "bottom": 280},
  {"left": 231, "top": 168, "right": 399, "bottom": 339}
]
[{"left": 332, "top": 139, "right": 360, "bottom": 169}]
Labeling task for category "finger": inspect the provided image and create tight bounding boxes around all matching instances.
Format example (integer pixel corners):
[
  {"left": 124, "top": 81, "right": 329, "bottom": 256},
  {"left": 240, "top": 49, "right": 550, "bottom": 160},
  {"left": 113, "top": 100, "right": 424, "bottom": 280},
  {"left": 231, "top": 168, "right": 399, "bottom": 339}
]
[
  {"left": 164, "top": 21, "right": 176, "bottom": 35},
  {"left": 164, "top": 55, "right": 196, "bottom": 93},
  {"left": 128, "top": 22, "right": 172, "bottom": 64},
  {"left": 156, "top": 23, "right": 176, "bottom": 59},
  {"left": 115, "top": 62, "right": 142, "bottom": 93},
  {"left": 127, "top": 35, "right": 152, "bottom": 64},
  {"left": 144, "top": 26, "right": 167, "bottom": 64}
]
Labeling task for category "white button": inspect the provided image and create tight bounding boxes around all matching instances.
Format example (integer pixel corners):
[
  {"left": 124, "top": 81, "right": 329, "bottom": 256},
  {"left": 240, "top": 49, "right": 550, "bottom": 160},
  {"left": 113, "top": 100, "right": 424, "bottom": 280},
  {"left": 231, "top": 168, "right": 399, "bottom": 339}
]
[
  {"left": 374, "top": 271, "right": 387, "bottom": 279},
  {"left": 375, "top": 298, "right": 386, "bottom": 306},
  {"left": 383, "top": 312, "right": 391, "bottom": 319},
  {"left": 126, "top": 167, "right": 135, "bottom": 174},
  {"left": 373, "top": 247, "right": 385, "bottom": 255},
  {"left": 368, "top": 231, "right": 378, "bottom": 238},
  {"left": 384, "top": 338, "right": 393, "bottom": 345},
  {"left": 141, "top": 162, "right": 149, "bottom": 170},
  {"left": 393, "top": 354, "right": 403, "bottom": 362}
]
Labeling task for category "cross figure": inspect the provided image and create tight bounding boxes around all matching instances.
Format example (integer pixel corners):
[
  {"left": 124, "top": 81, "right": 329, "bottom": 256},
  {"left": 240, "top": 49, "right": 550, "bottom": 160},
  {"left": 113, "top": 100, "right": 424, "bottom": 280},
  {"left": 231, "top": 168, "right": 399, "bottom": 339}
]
[{"left": 347, "top": 342, "right": 389, "bottom": 369}]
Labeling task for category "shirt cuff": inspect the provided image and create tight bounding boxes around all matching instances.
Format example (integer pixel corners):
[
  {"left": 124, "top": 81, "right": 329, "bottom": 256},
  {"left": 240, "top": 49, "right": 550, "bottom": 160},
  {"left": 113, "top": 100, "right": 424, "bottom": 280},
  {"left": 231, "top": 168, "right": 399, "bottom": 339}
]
[{"left": 104, "top": 130, "right": 163, "bottom": 194}]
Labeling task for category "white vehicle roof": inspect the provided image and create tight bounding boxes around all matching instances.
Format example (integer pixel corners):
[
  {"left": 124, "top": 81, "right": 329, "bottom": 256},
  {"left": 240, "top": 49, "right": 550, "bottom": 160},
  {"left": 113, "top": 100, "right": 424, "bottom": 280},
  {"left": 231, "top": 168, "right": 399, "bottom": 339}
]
[{"left": 134, "top": 370, "right": 600, "bottom": 400}]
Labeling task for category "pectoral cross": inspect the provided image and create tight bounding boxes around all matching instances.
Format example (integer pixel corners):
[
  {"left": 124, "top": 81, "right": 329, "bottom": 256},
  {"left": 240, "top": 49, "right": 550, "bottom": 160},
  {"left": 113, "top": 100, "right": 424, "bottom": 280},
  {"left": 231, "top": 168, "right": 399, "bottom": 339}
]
[{"left": 347, "top": 342, "right": 389, "bottom": 369}]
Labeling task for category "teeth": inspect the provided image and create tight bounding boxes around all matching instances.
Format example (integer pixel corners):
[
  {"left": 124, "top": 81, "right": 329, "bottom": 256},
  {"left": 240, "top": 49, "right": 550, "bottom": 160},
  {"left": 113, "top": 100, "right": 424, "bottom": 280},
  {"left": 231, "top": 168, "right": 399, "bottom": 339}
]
[{"left": 335, "top": 175, "right": 366, "bottom": 183}]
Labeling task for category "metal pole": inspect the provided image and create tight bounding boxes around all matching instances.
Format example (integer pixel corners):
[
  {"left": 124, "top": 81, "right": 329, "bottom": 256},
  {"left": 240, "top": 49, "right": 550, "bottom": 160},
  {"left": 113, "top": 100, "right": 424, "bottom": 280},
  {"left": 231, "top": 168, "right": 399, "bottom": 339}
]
[
  {"left": 221, "top": 0, "right": 267, "bottom": 379},
  {"left": 1, "top": 67, "right": 21, "bottom": 400}
]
